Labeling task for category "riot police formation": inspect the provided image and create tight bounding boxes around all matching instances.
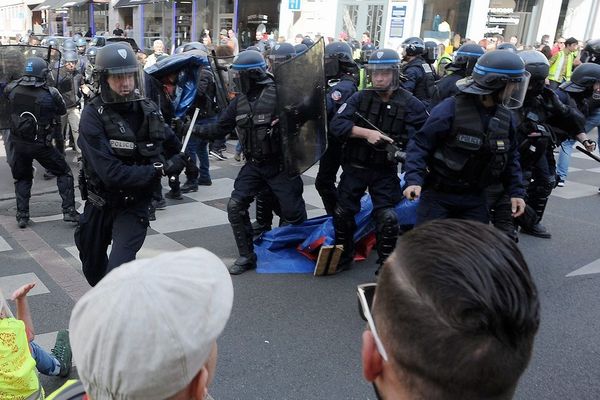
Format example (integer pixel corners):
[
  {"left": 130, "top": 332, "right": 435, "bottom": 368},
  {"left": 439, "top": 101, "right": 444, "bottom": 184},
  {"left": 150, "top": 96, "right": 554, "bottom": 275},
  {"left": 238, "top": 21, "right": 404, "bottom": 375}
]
[
  {"left": 403, "top": 50, "right": 527, "bottom": 225},
  {"left": 315, "top": 41, "right": 359, "bottom": 215},
  {"left": 509, "top": 50, "right": 596, "bottom": 239},
  {"left": 5, "top": 57, "right": 80, "bottom": 228},
  {"left": 330, "top": 48, "right": 428, "bottom": 271},
  {"left": 193, "top": 50, "right": 307, "bottom": 274},
  {"left": 74, "top": 43, "right": 187, "bottom": 286},
  {"left": 432, "top": 43, "right": 484, "bottom": 106},
  {"left": 57, "top": 50, "right": 83, "bottom": 158},
  {"left": 400, "top": 37, "right": 436, "bottom": 107}
]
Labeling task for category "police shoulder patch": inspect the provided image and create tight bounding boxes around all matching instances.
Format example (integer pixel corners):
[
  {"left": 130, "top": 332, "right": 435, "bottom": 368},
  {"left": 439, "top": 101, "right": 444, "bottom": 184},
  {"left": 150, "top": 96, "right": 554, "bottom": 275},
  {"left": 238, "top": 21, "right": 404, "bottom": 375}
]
[
  {"left": 337, "top": 103, "right": 347, "bottom": 114},
  {"left": 331, "top": 90, "right": 342, "bottom": 102}
]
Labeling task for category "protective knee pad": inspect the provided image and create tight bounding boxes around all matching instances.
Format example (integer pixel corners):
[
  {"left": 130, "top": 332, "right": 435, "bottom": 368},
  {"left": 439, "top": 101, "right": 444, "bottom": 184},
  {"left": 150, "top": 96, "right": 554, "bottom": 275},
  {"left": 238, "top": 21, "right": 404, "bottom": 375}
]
[
  {"left": 227, "top": 197, "right": 250, "bottom": 225},
  {"left": 375, "top": 208, "right": 399, "bottom": 262},
  {"left": 333, "top": 206, "right": 356, "bottom": 247}
]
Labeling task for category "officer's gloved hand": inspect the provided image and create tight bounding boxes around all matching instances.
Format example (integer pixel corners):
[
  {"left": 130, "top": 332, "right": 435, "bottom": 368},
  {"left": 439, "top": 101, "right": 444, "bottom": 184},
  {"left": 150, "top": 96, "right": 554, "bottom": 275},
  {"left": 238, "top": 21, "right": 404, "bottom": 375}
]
[
  {"left": 164, "top": 153, "right": 189, "bottom": 176},
  {"left": 542, "top": 87, "right": 569, "bottom": 116},
  {"left": 49, "top": 86, "right": 63, "bottom": 103}
]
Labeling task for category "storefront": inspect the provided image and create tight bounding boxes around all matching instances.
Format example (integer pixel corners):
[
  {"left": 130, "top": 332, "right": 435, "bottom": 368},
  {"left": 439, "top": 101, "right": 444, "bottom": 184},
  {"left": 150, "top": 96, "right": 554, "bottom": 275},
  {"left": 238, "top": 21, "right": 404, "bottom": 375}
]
[{"left": 33, "top": 0, "right": 109, "bottom": 36}]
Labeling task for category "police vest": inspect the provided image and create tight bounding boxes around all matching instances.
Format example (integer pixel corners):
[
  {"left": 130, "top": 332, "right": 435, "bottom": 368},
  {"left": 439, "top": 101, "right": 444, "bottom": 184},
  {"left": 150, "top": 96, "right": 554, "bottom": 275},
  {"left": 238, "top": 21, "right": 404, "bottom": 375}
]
[
  {"left": 91, "top": 96, "right": 166, "bottom": 161},
  {"left": 515, "top": 97, "right": 554, "bottom": 171},
  {"left": 46, "top": 380, "right": 85, "bottom": 400},
  {"left": 7, "top": 82, "right": 53, "bottom": 144},
  {"left": 235, "top": 84, "right": 279, "bottom": 161},
  {"left": 430, "top": 95, "right": 511, "bottom": 191},
  {"left": 57, "top": 70, "right": 78, "bottom": 109},
  {"left": 344, "top": 89, "right": 409, "bottom": 167},
  {"left": 402, "top": 56, "right": 436, "bottom": 101}
]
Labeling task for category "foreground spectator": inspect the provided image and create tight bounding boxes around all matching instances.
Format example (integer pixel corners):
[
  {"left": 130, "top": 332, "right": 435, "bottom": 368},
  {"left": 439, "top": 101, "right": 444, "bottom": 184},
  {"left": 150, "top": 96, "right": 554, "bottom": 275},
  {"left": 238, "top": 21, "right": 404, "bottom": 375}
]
[
  {"left": 49, "top": 248, "right": 234, "bottom": 399},
  {"left": 359, "top": 219, "right": 540, "bottom": 399}
]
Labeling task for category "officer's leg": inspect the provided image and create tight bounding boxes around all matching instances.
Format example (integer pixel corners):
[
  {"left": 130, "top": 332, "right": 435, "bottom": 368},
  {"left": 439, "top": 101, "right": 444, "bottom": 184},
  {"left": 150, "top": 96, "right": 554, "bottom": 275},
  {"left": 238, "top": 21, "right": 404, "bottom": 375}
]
[
  {"left": 74, "top": 202, "right": 112, "bottom": 286},
  {"left": 369, "top": 168, "right": 402, "bottom": 268},
  {"left": 227, "top": 164, "right": 263, "bottom": 274},
  {"left": 415, "top": 189, "right": 452, "bottom": 226},
  {"left": 253, "top": 187, "right": 276, "bottom": 235},
  {"left": 334, "top": 166, "right": 368, "bottom": 271},
  {"left": 10, "top": 143, "right": 34, "bottom": 227},
  {"left": 35, "top": 145, "right": 78, "bottom": 222},
  {"left": 166, "top": 174, "right": 183, "bottom": 199},
  {"left": 486, "top": 183, "right": 518, "bottom": 242},
  {"left": 182, "top": 136, "right": 199, "bottom": 193},
  {"left": 268, "top": 170, "right": 307, "bottom": 225},
  {"left": 197, "top": 139, "right": 212, "bottom": 183},
  {"left": 519, "top": 156, "right": 554, "bottom": 238},
  {"left": 67, "top": 107, "right": 81, "bottom": 154},
  {"left": 107, "top": 203, "right": 149, "bottom": 274},
  {"left": 315, "top": 139, "right": 342, "bottom": 215},
  {"left": 457, "top": 193, "right": 490, "bottom": 224}
]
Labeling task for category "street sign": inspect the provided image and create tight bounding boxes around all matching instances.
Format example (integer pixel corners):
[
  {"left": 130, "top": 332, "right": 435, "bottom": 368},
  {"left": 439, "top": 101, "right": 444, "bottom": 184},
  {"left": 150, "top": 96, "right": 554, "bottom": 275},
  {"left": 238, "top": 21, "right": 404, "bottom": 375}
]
[{"left": 288, "top": 0, "right": 301, "bottom": 11}]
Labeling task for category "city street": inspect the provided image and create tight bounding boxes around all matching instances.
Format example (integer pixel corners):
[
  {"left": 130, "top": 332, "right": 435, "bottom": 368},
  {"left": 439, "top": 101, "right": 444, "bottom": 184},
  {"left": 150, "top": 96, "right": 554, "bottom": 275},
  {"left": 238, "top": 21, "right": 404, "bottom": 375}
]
[{"left": 1, "top": 137, "right": 600, "bottom": 399}]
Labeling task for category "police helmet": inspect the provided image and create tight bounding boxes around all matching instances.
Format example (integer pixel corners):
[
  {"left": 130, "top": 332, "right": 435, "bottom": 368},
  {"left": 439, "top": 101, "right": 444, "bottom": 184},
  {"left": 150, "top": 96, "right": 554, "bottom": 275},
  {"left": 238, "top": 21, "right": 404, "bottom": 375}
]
[
  {"left": 423, "top": 41, "right": 440, "bottom": 64},
  {"left": 23, "top": 57, "right": 49, "bottom": 82},
  {"left": 245, "top": 46, "right": 260, "bottom": 52},
  {"left": 364, "top": 48, "right": 401, "bottom": 91},
  {"left": 293, "top": 43, "right": 308, "bottom": 55},
  {"left": 401, "top": 37, "right": 425, "bottom": 56},
  {"left": 94, "top": 43, "right": 145, "bottom": 103},
  {"left": 268, "top": 43, "right": 295, "bottom": 68},
  {"left": 301, "top": 37, "right": 314, "bottom": 47},
  {"left": 62, "top": 50, "right": 79, "bottom": 64},
  {"left": 560, "top": 63, "right": 600, "bottom": 100},
  {"left": 447, "top": 43, "right": 485, "bottom": 74},
  {"left": 584, "top": 39, "right": 600, "bottom": 54},
  {"left": 182, "top": 41, "right": 208, "bottom": 53},
  {"left": 76, "top": 38, "right": 87, "bottom": 48},
  {"left": 497, "top": 43, "right": 517, "bottom": 52},
  {"left": 519, "top": 50, "right": 549, "bottom": 80},
  {"left": 86, "top": 46, "right": 98, "bottom": 65},
  {"left": 62, "top": 40, "right": 77, "bottom": 52},
  {"left": 45, "top": 37, "right": 59, "bottom": 48},
  {"left": 230, "top": 49, "right": 271, "bottom": 94},
  {"left": 324, "top": 42, "right": 356, "bottom": 79},
  {"left": 360, "top": 43, "right": 376, "bottom": 63},
  {"left": 457, "top": 50, "right": 530, "bottom": 109},
  {"left": 72, "top": 33, "right": 82, "bottom": 42}
]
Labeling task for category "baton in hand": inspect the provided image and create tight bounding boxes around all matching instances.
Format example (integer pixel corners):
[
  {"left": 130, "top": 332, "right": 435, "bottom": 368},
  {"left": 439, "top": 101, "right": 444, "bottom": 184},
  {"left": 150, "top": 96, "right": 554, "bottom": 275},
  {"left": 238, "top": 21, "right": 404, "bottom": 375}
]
[
  {"left": 576, "top": 145, "right": 600, "bottom": 163},
  {"left": 181, "top": 108, "right": 200, "bottom": 153}
]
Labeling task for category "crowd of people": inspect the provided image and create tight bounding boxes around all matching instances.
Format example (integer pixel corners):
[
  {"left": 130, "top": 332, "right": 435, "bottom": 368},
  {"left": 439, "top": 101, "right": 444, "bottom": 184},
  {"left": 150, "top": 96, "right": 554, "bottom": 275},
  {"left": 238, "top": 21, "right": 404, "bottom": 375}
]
[{"left": 0, "top": 25, "right": 599, "bottom": 398}]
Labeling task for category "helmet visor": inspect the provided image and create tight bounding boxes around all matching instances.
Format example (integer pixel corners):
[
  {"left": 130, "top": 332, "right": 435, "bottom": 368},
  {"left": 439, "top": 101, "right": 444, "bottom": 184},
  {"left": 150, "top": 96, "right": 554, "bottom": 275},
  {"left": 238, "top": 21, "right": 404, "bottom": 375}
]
[
  {"left": 228, "top": 68, "right": 245, "bottom": 94},
  {"left": 500, "top": 71, "right": 530, "bottom": 109},
  {"left": 593, "top": 82, "right": 600, "bottom": 100},
  {"left": 364, "top": 65, "right": 399, "bottom": 91},
  {"left": 324, "top": 57, "right": 340, "bottom": 79},
  {"left": 99, "top": 65, "right": 145, "bottom": 103}
]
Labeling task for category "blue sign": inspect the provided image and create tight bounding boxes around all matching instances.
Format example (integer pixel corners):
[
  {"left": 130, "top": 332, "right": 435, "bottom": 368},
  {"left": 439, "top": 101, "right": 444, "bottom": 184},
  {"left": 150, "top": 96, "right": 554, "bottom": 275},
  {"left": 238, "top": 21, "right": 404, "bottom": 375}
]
[{"left": 289, "top": 0, "right": 301, "bottom": 10}]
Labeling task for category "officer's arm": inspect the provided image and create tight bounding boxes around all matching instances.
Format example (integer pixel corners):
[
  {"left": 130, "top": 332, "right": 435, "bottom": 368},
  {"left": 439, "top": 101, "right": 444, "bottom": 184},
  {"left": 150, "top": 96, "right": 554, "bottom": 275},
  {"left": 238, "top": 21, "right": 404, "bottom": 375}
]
[
  {"left": 194, "top": 97, "right": 237, "bottom": 140},
  {"left": 404, "top": 96, "right": 429, "bottom": 141},
  {"left": 49, "top": 87, "right": 67, "bottom": 116},
  {"left": 404, "top": 98, "right": 454, "bottom": 187},
  {"left": 196, "top": 68, "right": 213, "bottom": 95},
  {"left": 503, "top": 121, "right": 526, "bottom": 198},
  {"left": 400, "top": 66, "right": 420, "bottom": 93},
  {"left": 329, "top": 92, "right": 360, "bottom": 140},
  {"left": 79, "top": 107, "right": 159, "bottom": 189},
  {"left": 162, "top": 124, "right": 183, "bottom": 158}
]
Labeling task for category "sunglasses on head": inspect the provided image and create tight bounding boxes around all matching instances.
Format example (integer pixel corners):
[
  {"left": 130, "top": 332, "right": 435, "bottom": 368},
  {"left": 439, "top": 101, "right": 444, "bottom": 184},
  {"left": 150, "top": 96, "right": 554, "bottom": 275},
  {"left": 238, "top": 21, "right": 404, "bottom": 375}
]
[{"left": 357, "top": 283, "right": 389, "bottom": 362}]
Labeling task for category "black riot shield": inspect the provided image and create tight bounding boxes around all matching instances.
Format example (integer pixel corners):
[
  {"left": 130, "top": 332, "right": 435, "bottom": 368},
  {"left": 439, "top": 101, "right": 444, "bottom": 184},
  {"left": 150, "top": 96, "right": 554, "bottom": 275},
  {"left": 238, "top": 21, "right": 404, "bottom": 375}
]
[
  {"left": 208, "top": 51, "right": 235, "bottom": 112},
  {"left": 0, "top": 45, "right": 61, "bottom": 129},
  {"left": 274, "top": 38, "right": 327, "bottom": 177}
]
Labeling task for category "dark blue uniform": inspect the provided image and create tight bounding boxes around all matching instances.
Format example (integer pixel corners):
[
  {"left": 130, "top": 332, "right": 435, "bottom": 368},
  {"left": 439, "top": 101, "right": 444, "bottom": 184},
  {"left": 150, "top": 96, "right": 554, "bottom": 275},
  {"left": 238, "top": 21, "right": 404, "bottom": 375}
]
[
  {"left": 404, "top": 96, "right": 525, "bottom": 225},
  {"left": 331, "top": 88, "right": 427, "bottom": 267},
  {"left": 75, "top": 101, "right": 181, "bottom": 286},
  {"left": 316, "top": 76, "right": 358, "bottom": 214},
  {"left": 431, "top": 71, "right": 464, "bottom": 106}
]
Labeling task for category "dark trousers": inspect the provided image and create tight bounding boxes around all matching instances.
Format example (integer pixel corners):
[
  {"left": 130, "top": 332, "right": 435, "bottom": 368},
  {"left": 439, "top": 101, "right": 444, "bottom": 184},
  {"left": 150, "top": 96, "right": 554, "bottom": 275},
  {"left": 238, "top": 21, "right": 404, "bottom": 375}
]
[
  {"left": 74, "top": 200, "right": 150, "bottom": 286},
  {"left": 9, "top": 139, "right": 75, "bottom": 217},
  {"left": 416, "top": 189, "right": 489, "bottom": 226},
  {"left": 315, "top": 138, "right": 342, "bottom": 215}
]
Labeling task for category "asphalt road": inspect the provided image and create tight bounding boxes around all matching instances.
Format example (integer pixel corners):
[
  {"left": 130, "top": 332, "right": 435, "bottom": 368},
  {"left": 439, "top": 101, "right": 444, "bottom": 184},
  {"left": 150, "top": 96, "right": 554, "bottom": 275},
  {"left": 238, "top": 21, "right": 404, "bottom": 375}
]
[{"left": 1, "top": 138, "right": 599, "bottom": 399}]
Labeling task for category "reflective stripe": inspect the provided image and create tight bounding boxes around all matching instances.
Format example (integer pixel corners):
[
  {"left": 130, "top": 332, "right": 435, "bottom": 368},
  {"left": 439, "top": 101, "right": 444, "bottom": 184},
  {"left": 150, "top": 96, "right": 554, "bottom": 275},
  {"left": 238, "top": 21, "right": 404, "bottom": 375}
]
[
  {"left": 369, "top": 59, "right": 400, "bottom": 64},
  {"left": 456, "top": 51, "right": 484, "bottom": 57},
  {"left": 232, "top": 61, "right": 266, "bottom": 70},
  {"left": 473, "top": 64, "right": 525, "bottom": 75}
]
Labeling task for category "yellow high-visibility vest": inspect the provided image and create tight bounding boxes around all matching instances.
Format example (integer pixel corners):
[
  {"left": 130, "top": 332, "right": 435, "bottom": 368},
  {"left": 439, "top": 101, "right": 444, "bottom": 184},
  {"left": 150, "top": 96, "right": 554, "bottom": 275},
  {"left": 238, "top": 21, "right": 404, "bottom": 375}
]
[{"left": 549, "top": 51, "right": 576, "bottom": 83}]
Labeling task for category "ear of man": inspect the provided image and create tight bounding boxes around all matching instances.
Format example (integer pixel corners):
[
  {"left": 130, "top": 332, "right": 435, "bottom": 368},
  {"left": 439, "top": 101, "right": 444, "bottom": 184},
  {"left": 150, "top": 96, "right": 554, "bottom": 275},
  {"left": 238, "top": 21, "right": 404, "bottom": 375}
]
[{"left": 362, "top": 330, "right": 383, "bottom": 382}]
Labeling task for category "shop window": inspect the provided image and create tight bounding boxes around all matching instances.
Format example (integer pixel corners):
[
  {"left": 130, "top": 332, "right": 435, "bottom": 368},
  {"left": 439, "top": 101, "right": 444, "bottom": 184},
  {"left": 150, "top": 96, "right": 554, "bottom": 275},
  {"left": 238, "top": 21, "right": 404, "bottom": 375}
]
[
  {"left": 342, "top": 4, "right": 358, "bottom": 38},
  {"left": 366, "top": 4, "right": 384, "bottom": 46}
]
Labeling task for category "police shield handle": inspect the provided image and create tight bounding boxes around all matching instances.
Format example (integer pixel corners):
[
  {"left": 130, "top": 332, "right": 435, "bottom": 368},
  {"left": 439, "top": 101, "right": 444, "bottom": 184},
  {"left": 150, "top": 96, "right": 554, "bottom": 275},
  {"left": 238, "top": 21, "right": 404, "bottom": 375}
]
[
  {"left": 511, "top": 198, "right": 526, "bottom": 218},
  {"left": 403, "top": 185, "right": 421, "bottom": 201},
  {"left": 180, "top": 108, "right": 200, "bottom": 154}
]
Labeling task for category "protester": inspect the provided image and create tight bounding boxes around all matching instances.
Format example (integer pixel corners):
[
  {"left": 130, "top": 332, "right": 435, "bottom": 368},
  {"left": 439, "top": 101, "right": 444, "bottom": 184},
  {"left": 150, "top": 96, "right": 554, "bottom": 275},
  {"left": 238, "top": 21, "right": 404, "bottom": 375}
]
[
  {"left": 548, "top": 37, "right": 578, "bottom": 89},
  {"left": 49, "top": 248, "right": 234, "bottom": 399},
  {"left": 360, "top": 219, "right": 540, "bottom": 400},
  {"left": 228, "top": 29, "right": 239, "bottom": 54}
]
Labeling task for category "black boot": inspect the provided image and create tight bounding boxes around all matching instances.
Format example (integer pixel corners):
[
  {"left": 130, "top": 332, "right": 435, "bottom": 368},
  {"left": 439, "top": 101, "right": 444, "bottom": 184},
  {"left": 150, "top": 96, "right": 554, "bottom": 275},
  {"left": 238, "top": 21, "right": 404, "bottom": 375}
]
[
  {"left": 181, "top": 179, "right": 198, "bottom": 193},
  {"left": 228, "top": 198, "right": 257, "bottom": 275},
  {"left": 15, "top": 180, "right": 32, "bottom": 228},
  {"left": 374, "top": 208, "right": 399, "bottom": 274},
  {"left": 63, "top": 207, "right": 80, "bottom": 223},
  {"left": 333, "top": 206, "right": 357, "bottom": 273},
  {"left": 521, "top": 223, "right": 552, "bottom": 239}
]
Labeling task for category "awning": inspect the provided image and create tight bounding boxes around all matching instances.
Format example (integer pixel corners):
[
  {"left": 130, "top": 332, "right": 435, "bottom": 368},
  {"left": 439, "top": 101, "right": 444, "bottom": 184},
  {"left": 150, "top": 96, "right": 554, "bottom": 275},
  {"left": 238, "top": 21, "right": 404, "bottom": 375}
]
[
  {"left": 113, "top": 0, "right": 160, "bottom": 8},
  {"left": 59, "top": 0, "right": 87, "bottom": 7},
  {"left": 32, "top": 0, "right": 64, "bottom": 11}
]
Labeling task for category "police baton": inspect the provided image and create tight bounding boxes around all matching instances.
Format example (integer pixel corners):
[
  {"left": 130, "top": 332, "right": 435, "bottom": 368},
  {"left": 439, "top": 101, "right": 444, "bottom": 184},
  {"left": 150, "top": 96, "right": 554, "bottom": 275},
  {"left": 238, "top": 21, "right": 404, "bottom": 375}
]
[
  {"left": 181, "top": 108, "right": 200, "bottom": 153},
  {"left": 576, "top": 145, "right": 600, "bottom": 163}
]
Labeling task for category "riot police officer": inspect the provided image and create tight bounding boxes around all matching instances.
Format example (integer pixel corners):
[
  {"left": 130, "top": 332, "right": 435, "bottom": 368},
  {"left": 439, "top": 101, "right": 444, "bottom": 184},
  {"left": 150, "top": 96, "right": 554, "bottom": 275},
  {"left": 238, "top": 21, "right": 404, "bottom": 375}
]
[
  {"left": 75, "top": 43, "right": 187, "bottom": 286},
  {"left": 403, "top": 50, "right": 527, "bottom": 225},
  {"left": 330, "top": 49, "right": 428, "bottom": 271},
  {"left": 580, "top": 39, "right": 600, "bottom": 65},
  {"left": 400, "top": 37, "right": 436, "bottom": 107},
  {"left": 194, "top": 50, "right": 307, "bottom": 274},
  {"left": 423, "top": 40, "right": 440, "bottom": 80},
  {"left": 510, "top": 50, "right": 595, "bottom": 238},
  {"left": 5, "top": 57, "right": 79, "bottom": 228},
  {"left": 57, "top": 50, "right": 82, "bottom": 157},
  {"left": 315, "top": 41, "right": 359, "bottom": 215},
  {"left": 432, "top": 43, "right": 484, "bottom": 105}
]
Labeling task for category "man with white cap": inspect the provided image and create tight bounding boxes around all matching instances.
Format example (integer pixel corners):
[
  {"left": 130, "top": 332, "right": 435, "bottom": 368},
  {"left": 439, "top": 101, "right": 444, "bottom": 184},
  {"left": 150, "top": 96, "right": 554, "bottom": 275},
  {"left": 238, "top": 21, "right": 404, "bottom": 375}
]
[{"left": 47, "top": 248, "right": 234, "bottom": 400}]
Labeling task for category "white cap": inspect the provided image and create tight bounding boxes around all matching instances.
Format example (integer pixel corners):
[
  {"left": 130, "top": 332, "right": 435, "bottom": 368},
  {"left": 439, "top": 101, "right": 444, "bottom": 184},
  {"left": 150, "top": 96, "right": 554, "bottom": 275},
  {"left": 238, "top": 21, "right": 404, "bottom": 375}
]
[{"left": 69, "top": 248, "right": 233, "bottom": 400}]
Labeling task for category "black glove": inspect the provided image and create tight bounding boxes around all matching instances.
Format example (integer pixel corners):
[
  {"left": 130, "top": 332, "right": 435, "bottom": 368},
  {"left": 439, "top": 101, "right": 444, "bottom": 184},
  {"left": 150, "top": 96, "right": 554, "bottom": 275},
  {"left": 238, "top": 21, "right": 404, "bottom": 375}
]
[
  {"left": 542, "top": 87, "right": 569, "bottom": 116},
  {"left": 164, "top": 153, "right": 189, "bottom": 176}
]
